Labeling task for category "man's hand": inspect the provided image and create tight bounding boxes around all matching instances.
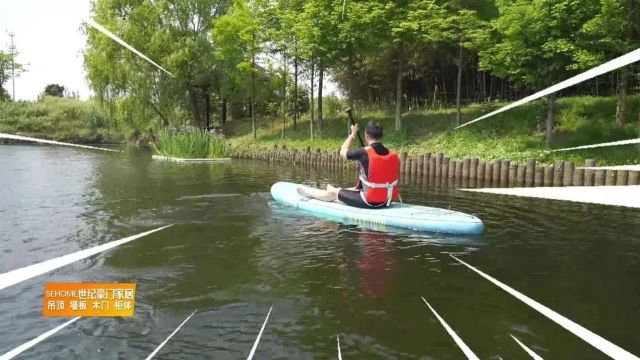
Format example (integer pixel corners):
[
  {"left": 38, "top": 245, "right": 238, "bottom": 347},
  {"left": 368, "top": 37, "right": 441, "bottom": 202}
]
[
  {"left": 341, "top": 125, "right": 358, "bottom": 158},
  {"left": 350, "top": 124, "right": 359, "bottom": 136}
]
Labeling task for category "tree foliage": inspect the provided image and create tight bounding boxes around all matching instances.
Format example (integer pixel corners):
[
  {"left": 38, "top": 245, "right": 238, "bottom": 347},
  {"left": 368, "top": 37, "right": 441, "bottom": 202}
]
[{"left": 84, "top": 0, "right": 640, "bottom": 137}]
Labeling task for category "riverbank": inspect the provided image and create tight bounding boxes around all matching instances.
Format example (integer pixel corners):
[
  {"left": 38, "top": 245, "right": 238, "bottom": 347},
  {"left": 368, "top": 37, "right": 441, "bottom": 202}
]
[
  {"left": 229, "top": 95, "right": 640, "bottom": 166},
  {"left": 2, "top": 95, "right": 638, "bottom": 166},
  {"left": 0, "top": 96, "right": 124, "bottom": 144}
]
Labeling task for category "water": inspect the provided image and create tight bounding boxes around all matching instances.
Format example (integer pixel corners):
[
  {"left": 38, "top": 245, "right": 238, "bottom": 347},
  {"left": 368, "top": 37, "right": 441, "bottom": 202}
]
[{"left": 0, "top": 144, "right": 639, "bottom": 359}]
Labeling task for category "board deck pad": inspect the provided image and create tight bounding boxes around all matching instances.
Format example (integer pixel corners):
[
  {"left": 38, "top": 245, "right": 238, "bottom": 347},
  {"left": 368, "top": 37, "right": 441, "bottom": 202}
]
[{"left": 270, "top": 182, "right": 484, "bottom": 235}]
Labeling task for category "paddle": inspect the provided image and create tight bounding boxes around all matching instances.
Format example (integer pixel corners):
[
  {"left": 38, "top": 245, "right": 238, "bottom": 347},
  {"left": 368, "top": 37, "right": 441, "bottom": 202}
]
[{"left": 345, "top": 108, "right": 365, "bottom": 147}]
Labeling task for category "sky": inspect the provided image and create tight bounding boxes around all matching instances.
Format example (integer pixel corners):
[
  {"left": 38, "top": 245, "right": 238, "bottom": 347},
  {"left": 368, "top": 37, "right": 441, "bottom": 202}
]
[
  {"left": 0, "top": 0, "right": 92, "bottom": 100},
  {"left": 0, "top": 0, "right": 339, "bottom": 101}
]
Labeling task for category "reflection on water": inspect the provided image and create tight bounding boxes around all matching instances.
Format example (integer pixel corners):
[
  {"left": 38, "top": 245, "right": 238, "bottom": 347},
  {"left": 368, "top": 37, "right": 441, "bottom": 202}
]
[{"left": 0, "top": 146, "right": 639, "bottom": 359}]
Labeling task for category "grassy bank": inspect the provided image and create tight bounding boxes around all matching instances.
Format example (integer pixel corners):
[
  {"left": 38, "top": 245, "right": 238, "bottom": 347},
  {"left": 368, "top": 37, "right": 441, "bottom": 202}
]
[
  {"left": 154, "top": 131, "right": 229, "bottom": 158},
  {"left": 0, "top": 97, "right": 124, "bottom": 143},
  {"left": 229, "top": 95, "right": 640, "bottom": 166}
]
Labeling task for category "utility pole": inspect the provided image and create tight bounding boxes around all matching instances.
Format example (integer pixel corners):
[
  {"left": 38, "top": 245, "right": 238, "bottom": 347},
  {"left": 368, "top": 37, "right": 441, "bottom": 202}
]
[{"left": 8, "top": 32, "right": 16, "bottom": 100}]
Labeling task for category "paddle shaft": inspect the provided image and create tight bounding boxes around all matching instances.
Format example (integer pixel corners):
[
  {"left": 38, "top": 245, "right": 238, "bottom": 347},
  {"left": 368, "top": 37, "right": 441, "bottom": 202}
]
[{"left": 345, "top": 109, "right": 365, "bottom": 147}]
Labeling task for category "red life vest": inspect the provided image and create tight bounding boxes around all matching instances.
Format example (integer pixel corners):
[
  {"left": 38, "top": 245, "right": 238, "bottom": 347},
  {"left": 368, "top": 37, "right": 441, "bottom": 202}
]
[{"left": 359, "top": 146, "right": 400, "bottom": 206}]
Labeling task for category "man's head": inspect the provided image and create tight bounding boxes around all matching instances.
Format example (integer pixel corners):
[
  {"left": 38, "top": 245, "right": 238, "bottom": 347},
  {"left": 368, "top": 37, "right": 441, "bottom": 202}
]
[{"left": 365, "top": 121, "right": 383, "bottom": 143}]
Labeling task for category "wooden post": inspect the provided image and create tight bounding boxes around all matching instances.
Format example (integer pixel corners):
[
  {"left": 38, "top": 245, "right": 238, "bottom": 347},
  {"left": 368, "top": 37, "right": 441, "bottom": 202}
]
[
  {"left": 628, "top": 171, "right": 640, "bottom": 185},
  {"left": 516, "top": 165, "right": 526, "bottom": 187},
  {"left": 462, "top": 159, "right": 470, "bottom": 179},
  {"left": 508, "top": 164, "right": 517, "bottom": 187},
  {"left": 553, "top": 160, "right": 564, "bottom": 187},
  {"left": 417, "top": 155, "right": 424, "bottom": 176},
  {"left": 405, "top": 157, "right": 412, "bottom": 176},
  {"left": 411, "top": 156, "right": 418, "bottom": 176},
  {"left": 443, "top": 158, "right": 450, "bottom": 179},
  {"left": 525, "top": 159, "right": 536, "bottom": 187},
  {"left": 544, "top": 166, "right": 553, "bottom": 186},
  {"left": 492, "top": 161, "right": 501, "bottom": 184},
  {"left": 477, "top": 162, "right": 485, "bottom": 181},
  {"left": 594, "top": 170, "right": 605, "bottom": 186},
  {"left": 435, "top": 153, "right": 443, "bottom": 179},
  {"left": 562, "top": 162, "right": 574, "bottom": 186},
  {"left": 429, "top": 156, "right": 436, "bottom": 180},
  {"left": 605, "top": 170, "right": 616, "bottom": 185},
  {"left": 616, "top": 170, "right": 628, "bottom": 186},
  {"left": 534, "top": 166, "right": 544, "bottom": 187},
  {"left": 400, "top": 152, "right": 408, "bottom": 173},
  {"left": 584, "top": 159, "right": 596, "bottom": 186},
  {"left": 500, "top": 160, "right": 510, "bottom": 185},
  {"left": 455, "top": 161, "right": 463, "bottom": 180},
  {"left": 484, "top": 162, "right": 493, "bottom": 185},
  {"left": 470, "top": 158, "right": 479, "bottom": 180},
  {"left": 423, "top": 153, "right": 431, "bottom": 179},
  {"left": 573, "top": 168, "right": 584, "bottom": 186}
]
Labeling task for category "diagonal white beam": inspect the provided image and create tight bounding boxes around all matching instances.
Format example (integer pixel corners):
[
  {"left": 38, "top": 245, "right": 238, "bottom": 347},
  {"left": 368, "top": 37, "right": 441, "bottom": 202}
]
[
  {"left": 0, "top": 133, "right": 119, "bottom": 152},
  {"left": 0, "top": 225, "right": 173, "bottom": 291},
  {"left": 510, "top": 334, "right": 544, "bottom": 360},
  {"left": 0, "top": 317, "right": 81, "bottom": 360},
  {"left": 456, "top": 48, "right": 640, "bottom": 129},
  {"left": 246, "top": 306, "right": 273, "bottom": 360},
  {"left": 87, "top": 19, "right": 175, "bottom": 78},
  {"left": 552, "top": 138, "right": 640, "bottom": 152},
  {"left": 337, "top": 335, "right": 342, "bottom": 360},
  {"left": 451, "top": 255, "right": 639, "bottom": 360},
  {"left": 145, "top": 310, "right": 197, "bottom": 360},
  {"left": 421, "top": 297, "right": 480, "bottom": 360}
]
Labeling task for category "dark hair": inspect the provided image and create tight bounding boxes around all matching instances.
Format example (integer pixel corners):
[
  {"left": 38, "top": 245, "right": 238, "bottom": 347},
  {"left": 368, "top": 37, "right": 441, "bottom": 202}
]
[{"left": 365, "top": 121, "right": 383, "bottom": 140}]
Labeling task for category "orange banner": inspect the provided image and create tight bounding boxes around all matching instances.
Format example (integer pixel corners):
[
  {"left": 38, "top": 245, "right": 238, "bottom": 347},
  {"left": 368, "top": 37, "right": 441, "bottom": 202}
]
[{"left": 43, "top": 283, "right": 136, "bottom": 317}]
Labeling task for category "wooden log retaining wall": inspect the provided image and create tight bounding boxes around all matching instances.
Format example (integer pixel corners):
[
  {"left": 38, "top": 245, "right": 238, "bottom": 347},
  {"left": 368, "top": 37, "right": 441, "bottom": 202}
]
[{"left": 250, "top": 146, "right": 640, "bottom": 187}]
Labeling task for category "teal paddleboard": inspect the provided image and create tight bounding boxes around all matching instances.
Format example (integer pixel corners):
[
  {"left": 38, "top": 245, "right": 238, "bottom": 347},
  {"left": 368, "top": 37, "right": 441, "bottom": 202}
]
[{"left": 270, "top": 182, "right": 484, "bottom": 235}]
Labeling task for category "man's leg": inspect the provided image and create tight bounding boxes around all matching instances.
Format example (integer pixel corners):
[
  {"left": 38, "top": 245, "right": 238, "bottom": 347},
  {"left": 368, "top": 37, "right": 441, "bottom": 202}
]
[{"left": 297, "top": 184, "right": 341, "bottom": 202}]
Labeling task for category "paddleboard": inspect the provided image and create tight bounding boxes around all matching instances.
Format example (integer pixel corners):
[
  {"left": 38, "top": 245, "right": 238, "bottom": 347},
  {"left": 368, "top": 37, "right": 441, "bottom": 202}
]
[{"left": 270, "top": 182, "right": 484, "bottom": 235}]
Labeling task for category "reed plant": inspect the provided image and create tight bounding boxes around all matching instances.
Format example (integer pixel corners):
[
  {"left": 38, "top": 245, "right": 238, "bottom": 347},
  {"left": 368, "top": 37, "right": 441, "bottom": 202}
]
[{"left": 155, "top": 131, "right": 229, "bottom": 158}]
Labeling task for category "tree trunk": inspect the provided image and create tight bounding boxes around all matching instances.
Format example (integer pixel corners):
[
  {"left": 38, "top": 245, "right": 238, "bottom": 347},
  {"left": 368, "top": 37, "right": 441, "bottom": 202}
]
[
  {"left": 251, "top": 54, "right": 256, "bottom": 139},
  {"left": 293, "top": 54, "right": 298, "bottom": 131},
  {"left": 318, "top": 66, "right": 324, "bottom": 137},
  {"left": 546, "top": 93, "right": 555, "bottom": 148},
  {"left": 395, "top": 43, "right": 403, "bottom": 131},
  {"left": 204, "top": 88, "right": 210, "bottom": 130},
  {"left": 220, "top": 98, "right": 227, "bottom": 125},
  {"left": 455, "top": 45, "right": 463, "bottom": 127},
  {"left": 190, "top": 86, "right": 201, "bottom": 128},
  {"left": 281, "top": 55, "right": 287, "bottom": 140},
  {"left": 488, "top": 75, "right": 493, "bottom": 102},
  {"left": 310, "top": 61, "right": 315, "bottom": 140},
  {"left": 616, "top": 70, "right": 629, "bottom": 128}
]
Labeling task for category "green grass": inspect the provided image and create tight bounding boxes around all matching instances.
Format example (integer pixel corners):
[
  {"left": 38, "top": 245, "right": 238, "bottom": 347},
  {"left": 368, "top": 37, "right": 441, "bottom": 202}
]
[
  {"left": 229, "top": 95, "right": 640, "bottom": 166},
  {"left": 155, "top": 131, "right": 229, "bottom": 158},
  {"left": 0, "top": 96, "right": 125, "bottom": 143}
]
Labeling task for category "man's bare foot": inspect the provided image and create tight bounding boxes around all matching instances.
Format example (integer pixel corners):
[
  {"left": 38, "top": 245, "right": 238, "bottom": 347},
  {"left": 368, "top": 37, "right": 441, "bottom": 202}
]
[{"left": 297, "top": 187, "right": 311, "bottom": 197}]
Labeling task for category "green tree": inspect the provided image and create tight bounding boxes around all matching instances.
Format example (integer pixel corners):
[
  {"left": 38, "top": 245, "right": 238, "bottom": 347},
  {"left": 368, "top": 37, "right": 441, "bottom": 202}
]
[
  {"left": 43, "top": 84, "right": 65, "bottom": 97},
  {"left": 0, "top": 50, "right": 24, "bottom": 101},
  {"left": 85, "top": 0, "right": 230, "bottom": 131},
  {"left": 573, "top": 0, "right": 640, "bottom": 127},
  {"left": 473, "top": 0, "right": 599, "bottom": 147}
]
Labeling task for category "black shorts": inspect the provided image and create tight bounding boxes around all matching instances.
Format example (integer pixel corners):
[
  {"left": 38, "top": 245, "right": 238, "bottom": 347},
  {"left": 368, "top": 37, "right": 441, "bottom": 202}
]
[{"left": 338, "top": 189, "right": 386, "bottom": 209}]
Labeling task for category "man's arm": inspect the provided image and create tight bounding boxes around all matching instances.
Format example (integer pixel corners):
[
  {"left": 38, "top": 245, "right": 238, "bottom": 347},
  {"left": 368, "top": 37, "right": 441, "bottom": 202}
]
[{"left": 340, "top": 124, "right": 359, "bottom": 159}]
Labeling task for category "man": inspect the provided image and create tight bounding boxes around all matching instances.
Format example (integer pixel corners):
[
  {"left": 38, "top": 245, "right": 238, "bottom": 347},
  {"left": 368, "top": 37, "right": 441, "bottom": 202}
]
[{"left": 297, "top": 121, "right": 400, "bottom": 208}]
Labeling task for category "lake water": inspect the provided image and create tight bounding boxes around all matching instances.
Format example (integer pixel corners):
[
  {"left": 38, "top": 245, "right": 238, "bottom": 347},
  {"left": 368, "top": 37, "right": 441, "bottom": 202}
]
[{"left": 0, "top": 144, "right": 639, "bottom": 359}]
